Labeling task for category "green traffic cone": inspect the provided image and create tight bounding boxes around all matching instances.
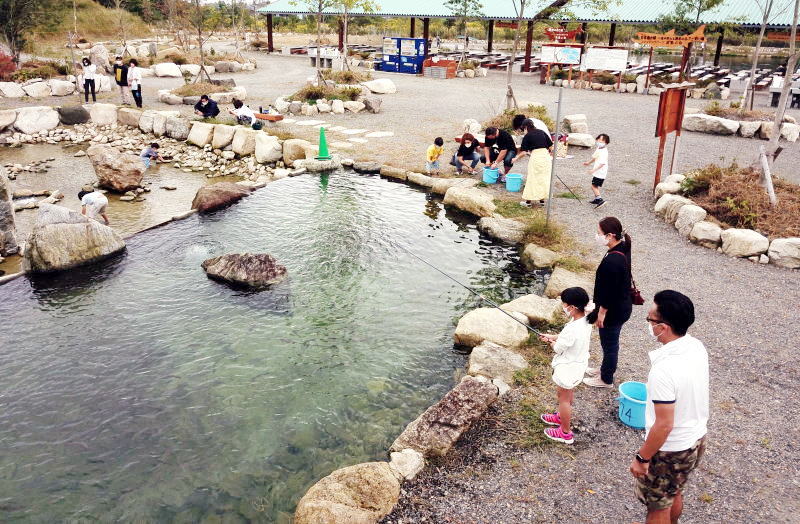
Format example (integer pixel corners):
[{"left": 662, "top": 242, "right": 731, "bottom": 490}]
[{"left": 316, "top": 126, "right": 331, "bottom": 160}]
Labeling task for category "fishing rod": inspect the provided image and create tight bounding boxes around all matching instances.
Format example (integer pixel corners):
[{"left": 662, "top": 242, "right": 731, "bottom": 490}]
[{"left": 393, "top": 241, "right": 544, "bottom": 337}]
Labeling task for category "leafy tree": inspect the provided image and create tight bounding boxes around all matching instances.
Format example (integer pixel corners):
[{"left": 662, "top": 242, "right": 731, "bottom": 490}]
[
  {"left": 339, "top": 0, "right": 379, "bottom": 69},
  {"left": 744, "top": 0, "right": 794, "bottom": 109},
  {"left": 445, "top": 0, "right": 484, "bottom": 65},
  {"left": 290, "top": 0, "right": 339, "bottom": 82},
  {"left": 0, "top": 0, "right": 55, "bottom": 62},
  {"left": 187, "top": 0, "right": 221, "bottom": 82},
  {"left": 767, "top": 0, "right": 800, "bottom": 169}
]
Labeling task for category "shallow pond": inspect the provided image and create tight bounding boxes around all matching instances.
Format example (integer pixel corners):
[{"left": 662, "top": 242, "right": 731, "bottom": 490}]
[{"left": 0, "top": 171, "right": 545, "bottom": 522}]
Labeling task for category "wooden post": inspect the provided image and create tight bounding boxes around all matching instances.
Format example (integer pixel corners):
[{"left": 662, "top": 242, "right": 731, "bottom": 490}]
[
  {"left": 267, "top": 14, "right": 274, "bottom": 53},
  {"left": 679, "top": 42, "right": 692, "bottom": 81},
  {"left": 759, "top": 145, "right": 778, "bottom": 206},
  {"left": 338, "top": 18, "right": 344, "bottom": 52},
  {"left": 654, "top": 133, "right": 667, "bottom": 190},
  {"left": 423, "top": 18, "right": 430, "bottom": 59},
  {"left": 523, "top": 20, "right": 534, "bottom": 72},
  {"left": 609, "top": 22, "right": 617, "bottom": 46},
  {"left": 669, "top": 132, "right": 681, "bottom": 177},
  {"left": 488, "top": 20, "right": 495, "bottom": 53},
  {"left": 644, "top": 46, "right": 653, "bottom": 90},
  {"left": 714, "top": 29, "right": 724, "bottom": 66},
  {"left": 410, "top": 18, "right": 416, "bottom": 38}
]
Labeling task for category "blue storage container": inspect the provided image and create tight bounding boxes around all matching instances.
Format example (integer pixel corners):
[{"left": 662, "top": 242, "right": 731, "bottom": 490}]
[
  {"left": 482, "top": 167, "right": 499, "bottom": 184},
  {"left": 505, "top": 173, "right": 523, "bottom": 192},
  {"left": 617, "top": 381, "right": 647, "bottom": 430}
]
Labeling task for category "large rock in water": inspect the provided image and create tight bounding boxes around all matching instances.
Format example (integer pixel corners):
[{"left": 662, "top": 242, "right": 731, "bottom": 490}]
[
  {"left": 391, "top": 375, "right": 498, "bottom": 456},
  {"left": 430, "top": 176, "right": 479, "bottom": 195},
  {"left": 768, "top": 238, "right": 800, "bottom": 269},
  {"left": 0, "top": 168, "right": 19, "bottom": 256},
  {"left": 443, "top": 186, "right": 496, "bottom": 217},
  {"left": 14, "top": 106, "right": 60, "bottom": 134},
  {"left": 477, "top": 216, "right": 527, "bottom": 244},
  {"left": 212, "top": 124, "right": 236, "bottom": 149},
  {"left": 201, "top": 253, "right": 287, "bottom": 288},
  {"left": 231, "top": 127, "right": 257, "bottom": 156},
  {"left": 468, "top": 341, "right": 528, "bottom": 383},
  {"left": 294, "top": 462, "right": 400, "bottom": 524},
  {"left": 544, "top": 267, "right": 594, "bottom": 299},
  {"left": 58, "top": 105, "right": 91, "bottom": 126},
  {"left": 87, "top": 144, "right": 145, "bottom": 193},
  {"left": 500, "top": 293, "right": 562, "bottom": 324},
  {"left": 187, "top": 122, "right": 215, "bottom": 147},
  {"left": 520, "top": 243, "right": 559, "bottom": 269},
  {"left": 283, "top": 138, "right": 312, "bottom": 166},
  {"left": 23, "top": 203, "right": 125, "bottom": 273},
  {"left": 254, "top": 133, "right": 282, "bottom": 163},
  {"left": 454, "top": 307, "right": 530, "bottom": 348},
  {"left": 191, "top": 182, "right": 251, "bottom": 213}
]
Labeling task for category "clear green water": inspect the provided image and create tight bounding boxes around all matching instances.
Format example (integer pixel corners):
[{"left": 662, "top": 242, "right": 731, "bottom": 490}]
[{"left": 0, "top": 172, "right": 544, "bottom": 522}]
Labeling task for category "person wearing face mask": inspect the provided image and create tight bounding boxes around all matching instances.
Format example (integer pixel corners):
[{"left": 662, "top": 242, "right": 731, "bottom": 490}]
[
  {"left": 112, "top": 56, "right": 131, "bottom": 106},
  {"left": 452, "top": 133, "right": 480, "bottom": 175},
  {"left": 583, "top": 133, "right": 610, "bottom": 208},
  {"left": 81, "top": 57, "right": 97, "bottom": 103},
  {"left": 194, "top": 95, "right": 221, "bottom": 119},
  {"left": 127, "top": 59, "right": 143, "bottom": 108},
  {"left": 632, "top": 290, "right": 708, "bottom": 524},
  {"left": 512, "top": 119, "right": 554, "bottom": 207},
  {"left": 584, "top": 216, "right": 633, "bottom": 388},
  {"left": 538, "top": 287, "right": 594, "bottom": 444}
]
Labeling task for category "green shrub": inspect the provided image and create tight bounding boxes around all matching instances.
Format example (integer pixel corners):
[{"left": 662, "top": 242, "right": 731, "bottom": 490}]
[
  {"left": 483, "top": 104, "right": 555, "bottom": 134},
  {"left": 594, "top": 71, "right": 618, "bottom": 85},
  {"left": 320, "top": 68, "right": 372, "bottom": 84},
  {"left": 551, "top": 68, "right": 569, "bottom": 80},
  {"left": 12, "top": 65, "right": 59, "bottom": 81},
  {"left": 290, "top": 84, "right": 361, "bottom": 102},
  {"left": 164, "top": 52, "right": 187, "bottom": 65}
]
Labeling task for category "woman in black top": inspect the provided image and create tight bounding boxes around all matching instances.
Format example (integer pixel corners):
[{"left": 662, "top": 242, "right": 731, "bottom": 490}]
[
  {"left": 511, "top": 119, "right": 553, "bottom": 206},
  {"left": 584, "top": 216, "right": 633, "bottom": 388},
  {"left": 452, "top": 133, "right": 480, "bottom": 174}
]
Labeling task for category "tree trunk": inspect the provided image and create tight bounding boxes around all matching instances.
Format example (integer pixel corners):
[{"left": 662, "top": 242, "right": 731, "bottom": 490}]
[
  {"left": 343, "top": 7, "right": 350, "bottom": 71},
  {"left": 505, "top": 1, "right": 526, "bottom": 110},
  {"left": 746, "top": 0, "right": 772, "bottom": 111},
  {"left": 766, "top": 0, "right": 800, "bottom": 165},
  {"left": 316, "top": 2, "right": 323, "bottom": 83}
]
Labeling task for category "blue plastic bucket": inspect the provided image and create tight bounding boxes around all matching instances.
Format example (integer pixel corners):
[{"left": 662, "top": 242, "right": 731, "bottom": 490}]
[
  {"left": 617, "top": 381, "right": 647, "bottom": 430},
  {"left": 505, "top": 173, "right": 523, "bottom": 192},
  {"left": 482, "top": 167, "right": 499, "bottom": 184}
]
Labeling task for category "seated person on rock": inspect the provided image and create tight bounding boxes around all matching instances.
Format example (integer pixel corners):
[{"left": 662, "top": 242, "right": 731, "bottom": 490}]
[
  {"left": 194, "top": 95, "right": 221, "bottom": 119},
  {"left": 229, "top": 98, "right": 255, "bottom": 126},
  {"left": 78, "top": 189, "right": 110, "bottom": 225},
  {"left": 481, "top": 126, "right": 518, "bottom": 180}
]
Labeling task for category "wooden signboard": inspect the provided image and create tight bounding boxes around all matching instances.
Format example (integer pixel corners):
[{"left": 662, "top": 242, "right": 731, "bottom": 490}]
[
  {"left": 654, "top": 86, "right": 691, "bottom": 189},
  {"left": 541, "top": 44, "right": 583, "bottom": 65},
  {"left": 767, "top": 32, "right": 800, "bottom": 41},
  {"left": 545, "top": 27, "right": 583, "bottom": 42},
  {"left": 635, "top": 25, "right": 706, "bottom": 47},
  {"left": 584, "top": 46, "right": 629, "bottom": 72},
  {"left": 496, "top": 21, "right": 519, "bottom": 29}
]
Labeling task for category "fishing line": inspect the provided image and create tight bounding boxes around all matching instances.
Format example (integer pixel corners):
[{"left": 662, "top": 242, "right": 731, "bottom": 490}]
[{"left": 393, "top": 241, "right": 544, "bottom": 337}]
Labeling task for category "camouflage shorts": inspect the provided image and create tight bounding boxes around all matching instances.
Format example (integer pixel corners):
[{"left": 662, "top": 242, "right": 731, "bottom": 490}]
[{"left": 635, "top": 437, "right": 706, "bottom": 511}]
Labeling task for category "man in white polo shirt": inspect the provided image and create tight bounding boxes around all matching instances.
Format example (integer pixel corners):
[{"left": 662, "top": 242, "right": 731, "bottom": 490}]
[{"left": 630, "top": 289, "right": 709, "bottom": 524}]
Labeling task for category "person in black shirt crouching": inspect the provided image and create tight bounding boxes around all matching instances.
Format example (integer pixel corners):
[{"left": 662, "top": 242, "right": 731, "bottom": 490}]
[{"left": 481, "top": 126, "right": 517, "bottom": 181}]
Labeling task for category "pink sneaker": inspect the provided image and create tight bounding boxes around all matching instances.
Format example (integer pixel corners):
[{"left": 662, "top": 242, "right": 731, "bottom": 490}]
[
  {"left": 544, "top": 426, "right": 574, "bottom": 444},
  {"left": 540, "top": 412, "right": 561, "bottom": 426}
]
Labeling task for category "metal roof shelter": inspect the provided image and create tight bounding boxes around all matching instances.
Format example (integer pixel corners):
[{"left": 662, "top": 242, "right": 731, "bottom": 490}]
[{"left": 257, "top": 0, "right": 793, "bottom": 69}]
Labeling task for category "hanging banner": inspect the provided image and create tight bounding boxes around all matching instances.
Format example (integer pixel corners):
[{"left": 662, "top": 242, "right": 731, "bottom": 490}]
[
  {"left": 541, "top": 44, "right": 582, "bottom": 65},
  {"left": 545, "top": 27, "right": 583, "bottom": 42},
  {"left": 584, "top": 46, "right": 629, "bottom": 72},
  {"left": 767, "top": 32, "right": 800, "bottom": 41},
  {"left": 496, "top": 21, "right": 519, "bottom": 29},
  {"left": 635, "top": 25, "right": 706, "bottom": 47}
]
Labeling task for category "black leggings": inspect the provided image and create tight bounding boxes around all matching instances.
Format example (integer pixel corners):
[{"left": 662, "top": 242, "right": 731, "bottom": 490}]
[
  {"left": 84, "top": 79, "right": 96, "bottom": 103},
  {"left": 131, "top": 87, "right": 142, "bottom": 108}
]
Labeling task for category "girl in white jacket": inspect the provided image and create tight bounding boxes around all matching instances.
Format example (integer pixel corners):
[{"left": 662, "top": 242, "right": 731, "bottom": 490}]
[{"left": 538, "top": 286, "right": 594, "bottom": 444}]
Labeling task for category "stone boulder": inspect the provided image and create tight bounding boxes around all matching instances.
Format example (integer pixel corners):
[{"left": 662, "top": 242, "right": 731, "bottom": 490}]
[
  {"left": 191, "top": 182, "right": 251, "bottom": 213},
  {"left": 187, "top": 122, "right": 215, "bottom": 147},
  {"left": 0, "top": 82, "right": 25, "bottom": 98},
  {"left": 22, "top": 81, "right": 51, "bottom": 98},
  {"left": 682, "top": 114, "right": 739, "bottom": 135},
  {"left": 389, "top": 449, "right": 425, "bottom": 481},
  {"left": 165, "top": 116, "right": 191, "bottom": 140},
  {"left": 566, "top": 133, "right": 594, "bottom": 148},
  {"left": 344, "top": 101, "right": 366, "bottom": 113},
  {"left": 477, "top": 216, "right": 527, "bottom": 244},
  {"left": 23, "top": 203, "right": 125, "bottom": 273},
  {"left": 212, "top": 124, "right": 237, "bottom": 149},
  {"left": 0, "top": 109, "right": 16, "bottom": 131},
  {"left": 283, "top": 138, "right": 313, "bottom": 166},
  {"left": 654, "top": 194, "right": 693, "bottom": 224},
  {"left": 500, "top": 293, "right": 562, "bottom": 324},
  {"left": 0, "top": 169, "right": 18, "bottom": 256},
  {"left": 521, "top": 243, "right": 559, "bottom": 269},
  {"left": 391, "top": 375, "right": 498, "bottom": 456},
  {"left": 14, "top": 106, "right": 59, "bottom": 135},
  {"left": 544, "top": 267, "right": 593, "bottom": 299},
  {"left": 179, "top": 63, "right": 201, "bottom": 76},
  {"left": 429, "top": 176, "right": 479, "bottom": 195},
  {"left": 362, "top": 78, "right": 397, "bottom": 94},
  {"left": 231, "top": 127, "right": 258, "bottom": 156},
  {"left": 293, "top": 462, "right": 400, "bottom": 524},
  {"left": 767, "top": 238, "right": 800, "bottom": 269},
  {"left": 654, "top": 181, "right": 681, "bottom": 199},
  {"left": 781, "top": 122, "right": 800, "bottom": 142},
  {"left": 87, "top": 103, "right": 118, "bottom": 126},
  {"left": 255, "top": 133, "right": 282, "bottom": 164},
  {"left": 87, "top": 144, "right": 145, "bottom": 192},
  {"left": 138, "top": 110, "right": 157, "bottom": 134},
  {"left": 563, "top": 114, "right": 587, "bottom": 132},
  {"left": 407, "top": 172, "right": 434, "bottom": 187},
  {"left": 89, "top": 44, "right": 111, "bottom": 73},
  {"left": 721, "top": 228, "right": 769, "bottom": 257},
  {"left": 353, "top": 161, "right": 383, "bottom": 174},
  {"left": 689, "top": 221, "right": 722, "bottom": 248},
  {"left": 379, "top": 165, "right": 407, "bottom": 181},
  {"left": 364, "top": 96, "right": 382, "bottom": 113},
  {"left": 117, "top": 107, "right": 142, "bottom": 128},
  {"left": 153, "top": 62, "right": 182, "bottom": 77},
  {"left": 331, "top": 99, "right": 345, "bottom": 114},
  {"left": 57, "top": 105, "right": 90, "bottom": 126},
  {"left": 298, "top": 156, "right": 343, "bottom": 173},
  {"left": 201, "top": 253, "right": 287, "bottom": 289},
  {"left": 443, "top": 186, "right": 496, "bottom": 218},
  {"left": 454, "top": 307, "right": 530, "bottom": 348},
  {"left": 738, "top": 120, "right": 762, "bottom": 138},
  {"left": 214, "top": 61, "right": 242, "bottom": 73},
  {"left": 674, "top": 204, "right": 707, "bottom": 237},
  {"left": 468, "top": 341, "right": 528, "bottom": 383}
]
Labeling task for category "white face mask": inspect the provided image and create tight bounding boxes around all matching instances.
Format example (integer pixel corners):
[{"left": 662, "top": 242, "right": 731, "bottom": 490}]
[
  {"left": 562, "top": 306, "right": 572, "bottom": 318},
  {"left": 648, "top": 322, "right": 664, "bottom": 339},
  {"left": 596, "top": 141, "right": 605, "bottom": 149},
  {"left": 464, "top": 142, "right": 472, "bottom": 148},
  {"left": 595, "top": 233, "right": 609, "bottom": 246}
]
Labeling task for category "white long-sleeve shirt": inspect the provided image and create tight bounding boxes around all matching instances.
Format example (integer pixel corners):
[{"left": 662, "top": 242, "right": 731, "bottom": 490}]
[
  {"left": 127, "top": 66, "right": 142, "bottom": 90},
  {"left": 82, "top": 63, "right": 97, "bottom": 81}
]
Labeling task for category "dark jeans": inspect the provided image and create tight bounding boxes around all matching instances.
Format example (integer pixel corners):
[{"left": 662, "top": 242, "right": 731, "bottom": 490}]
[
  {"left": 452, "top": 152, "right": 480, "bottom": 172},
  {"left": 84, "top": 79, "right": 96, "bottom": 103},
  {"left": 131, "top": 87, "right": 143, "bottom": 108},
  {"left": 599, "top": 323, "right": 624, "bottom": 384},
  {"left": 480, "top": 149, "right": 517, "bottom": 171}
]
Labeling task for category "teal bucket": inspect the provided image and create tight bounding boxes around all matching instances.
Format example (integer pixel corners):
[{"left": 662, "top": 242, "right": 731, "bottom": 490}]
[
  {"left": 617, "top": 381, "right": 647, "bottom": 430},
  {"left": 505, "top": 173, "right": 523, "bottom": 192},
  {"left": 482, "top": 167, "right": 499, "bottom": 184}
]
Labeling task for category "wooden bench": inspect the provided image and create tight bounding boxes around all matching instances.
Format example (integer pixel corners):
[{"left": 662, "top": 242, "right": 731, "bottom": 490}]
[{"left": 255, "top": 113, "right": 284, "bottom": 122}]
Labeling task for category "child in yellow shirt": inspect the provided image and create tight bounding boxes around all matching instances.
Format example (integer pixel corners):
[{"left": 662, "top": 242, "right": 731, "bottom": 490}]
[{"left": 426, "top": 137, "right": 444, "bottom": 175}]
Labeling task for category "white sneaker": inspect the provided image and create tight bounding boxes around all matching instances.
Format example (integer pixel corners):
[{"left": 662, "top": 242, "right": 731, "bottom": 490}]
[
  {"left": 585, "top": 367, "right": 600, "bottom": 377},
  {"left": 583, "top": 376, "right": 613, "bottom": 388}
]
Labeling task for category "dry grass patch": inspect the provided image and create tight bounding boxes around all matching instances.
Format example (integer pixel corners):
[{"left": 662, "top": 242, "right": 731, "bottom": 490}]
[
  {"left": 172, "top": 82, "right": 230, "bottom": 97},
  {"left": 289, "top": 84, "right": 361, "bottom": 103},
  {"left": 681, "top": 162, "right": 800, "bottom": 237},
  {"left": 483, "top": 104, "right": 555, "bottom": 133},
  {"left": 321, "top": 68, "right": 372, "bottom": 84},
  {"left": 704, "top": 101, "right": 773, "bottom": 122}
]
